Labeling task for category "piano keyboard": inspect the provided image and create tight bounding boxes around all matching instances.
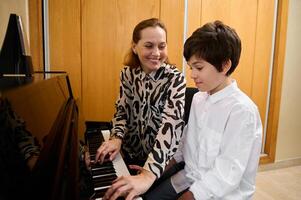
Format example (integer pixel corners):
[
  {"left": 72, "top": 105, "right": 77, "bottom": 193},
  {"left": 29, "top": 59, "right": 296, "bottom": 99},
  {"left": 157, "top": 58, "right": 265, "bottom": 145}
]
[{"left": 87, "top": 129, "right": 142, "bottom": 200}]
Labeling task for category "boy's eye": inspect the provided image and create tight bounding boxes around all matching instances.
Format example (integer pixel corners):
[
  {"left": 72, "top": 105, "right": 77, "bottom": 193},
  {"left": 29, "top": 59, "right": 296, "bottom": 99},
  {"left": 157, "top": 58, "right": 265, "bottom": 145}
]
[{"left": 190, "top": 66, "right": 203, "bottom": 71}]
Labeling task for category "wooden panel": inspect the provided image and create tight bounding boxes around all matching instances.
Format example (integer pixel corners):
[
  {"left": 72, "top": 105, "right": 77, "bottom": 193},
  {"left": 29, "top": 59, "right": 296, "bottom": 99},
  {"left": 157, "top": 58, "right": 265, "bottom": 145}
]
[
  {"left": 185, "top": 0, "right": 202, "bottom": 87},
  {"left": 160, "top": 0, "right": 185, "bottom": 70},
  {"left": 82, "top": 0, "right": 160, "bottom": 121},
  {"left": 184, "top": 1, "right": 279, "bottom": 164},
  {"left": 200, "top": 0, "right": 258, "bottom": 96},
  {"left": 261, "top": 0, "right": 288, "bottom": 164},
  {"left": 49, "top": 0, "right": 81, "bottom": 99},
  {"left": 28, "top": 0, "right": 43, "bottom": 71},
  {"left": 252, "top": 0, "right": 275, "bottom": 129}
]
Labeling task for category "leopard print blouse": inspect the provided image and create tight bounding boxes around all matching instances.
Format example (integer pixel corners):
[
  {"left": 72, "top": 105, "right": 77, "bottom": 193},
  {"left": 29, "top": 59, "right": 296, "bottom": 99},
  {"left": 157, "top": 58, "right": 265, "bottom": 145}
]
[{"left": 111, "top": 63, "right": 186, "bottom": 177}]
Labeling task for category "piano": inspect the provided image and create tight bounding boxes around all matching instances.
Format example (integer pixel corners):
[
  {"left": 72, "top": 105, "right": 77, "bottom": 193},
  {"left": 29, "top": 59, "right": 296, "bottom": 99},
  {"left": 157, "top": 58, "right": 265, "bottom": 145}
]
[
  {"left": 0, "top": 13, "right": 141, "bottom": 200},
  {"left": 2, "top": 73, "right": 141, "bottom": 200},
  {"left": 85, "top": 123, "right": 142, "bottom": 200}
]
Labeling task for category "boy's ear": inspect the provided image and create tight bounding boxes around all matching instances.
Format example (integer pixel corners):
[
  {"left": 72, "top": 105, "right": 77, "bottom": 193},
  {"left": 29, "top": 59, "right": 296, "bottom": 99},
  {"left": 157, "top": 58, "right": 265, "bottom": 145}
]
[{"left": 222, "top": 59, "right": 231, "bottom": 75}]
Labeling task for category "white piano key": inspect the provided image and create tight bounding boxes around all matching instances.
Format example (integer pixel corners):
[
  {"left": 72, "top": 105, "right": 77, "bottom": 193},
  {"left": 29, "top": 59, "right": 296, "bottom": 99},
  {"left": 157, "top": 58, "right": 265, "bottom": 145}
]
[{"left": 100, "top": 130, "right": 142, "bottom": 200}]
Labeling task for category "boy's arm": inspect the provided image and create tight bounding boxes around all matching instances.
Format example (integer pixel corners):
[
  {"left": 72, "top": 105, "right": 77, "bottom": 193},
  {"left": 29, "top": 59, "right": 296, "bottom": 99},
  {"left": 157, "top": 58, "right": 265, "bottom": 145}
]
[
  {"left": 164, "top": 157, "right": 177, "bottom": 172},
  {"left": 190, "top": 107, "right": 262, "bottom": 199},
  {"left": 177, "top": 190, "right": 195, "bottom": 200}
]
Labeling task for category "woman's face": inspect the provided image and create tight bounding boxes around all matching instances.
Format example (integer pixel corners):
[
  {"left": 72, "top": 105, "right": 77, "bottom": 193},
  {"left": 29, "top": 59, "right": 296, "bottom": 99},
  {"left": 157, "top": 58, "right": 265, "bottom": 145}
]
[{"left": 132, "top": 26, "right": 167, "bottom": 73}]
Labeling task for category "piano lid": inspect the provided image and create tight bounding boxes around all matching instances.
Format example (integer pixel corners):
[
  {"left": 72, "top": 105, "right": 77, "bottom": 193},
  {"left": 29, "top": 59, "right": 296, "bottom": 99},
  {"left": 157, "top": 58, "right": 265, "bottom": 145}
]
[{"left": 1, "top": 73, "right": 72, "bottom": 144}]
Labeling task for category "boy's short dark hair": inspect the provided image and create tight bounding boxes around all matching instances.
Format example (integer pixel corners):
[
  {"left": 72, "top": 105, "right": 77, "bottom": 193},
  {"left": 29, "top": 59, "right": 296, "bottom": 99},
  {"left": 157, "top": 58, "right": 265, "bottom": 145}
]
[{"left": 184, "top": 20, "right": 241, "bottom": 76}]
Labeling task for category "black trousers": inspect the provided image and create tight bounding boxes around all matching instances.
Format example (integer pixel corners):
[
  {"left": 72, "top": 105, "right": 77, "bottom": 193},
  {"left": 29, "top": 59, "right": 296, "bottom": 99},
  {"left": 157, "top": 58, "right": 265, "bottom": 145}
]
[
  {"left": 121, "top": 149, "right": 147, "bottom": 175},
  {"left": 143, "top": 161, "right": 188, "bottom": 200}
]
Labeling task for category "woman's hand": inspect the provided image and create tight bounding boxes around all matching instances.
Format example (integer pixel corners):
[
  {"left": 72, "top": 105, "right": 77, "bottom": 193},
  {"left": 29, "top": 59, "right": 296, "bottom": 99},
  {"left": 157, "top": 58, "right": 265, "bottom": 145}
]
[
  {"left": 94, "top": 138, "right": 122, "bottom": 163},
  {"left": 103, "top": 165, "right": 156, "bottom": 200}
]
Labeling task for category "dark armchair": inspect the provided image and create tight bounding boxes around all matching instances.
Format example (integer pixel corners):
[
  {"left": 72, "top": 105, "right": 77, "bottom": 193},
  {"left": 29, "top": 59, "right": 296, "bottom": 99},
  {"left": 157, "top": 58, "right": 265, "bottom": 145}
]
[{"left": 184, "top": 87, "right": 198, "bottom": 125}]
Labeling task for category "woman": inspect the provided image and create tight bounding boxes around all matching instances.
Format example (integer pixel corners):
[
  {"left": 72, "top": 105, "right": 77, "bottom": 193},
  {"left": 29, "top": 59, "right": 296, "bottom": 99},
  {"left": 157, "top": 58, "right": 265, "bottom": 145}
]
[{"left": 94, "top": 18, "right": 186, "bottom": 199}]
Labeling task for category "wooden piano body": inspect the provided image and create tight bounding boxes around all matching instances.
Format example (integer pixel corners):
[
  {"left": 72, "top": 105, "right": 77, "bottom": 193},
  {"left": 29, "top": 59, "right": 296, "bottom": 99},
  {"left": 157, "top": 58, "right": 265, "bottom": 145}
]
[
  {"left": 1, "top": 74, "right": 141, "bottom": 200},
  {"left": 1, "top": 74, "right": 81, "bottom": 200}
]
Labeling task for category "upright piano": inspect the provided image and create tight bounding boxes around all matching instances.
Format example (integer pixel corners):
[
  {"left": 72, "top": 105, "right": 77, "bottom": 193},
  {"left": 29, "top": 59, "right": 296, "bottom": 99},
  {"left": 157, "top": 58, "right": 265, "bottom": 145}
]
[
  {"left": 0, "top": 13, "right": 141, "bottom": 200},
  {"left": 1, "top": 74, "right": 142, "bottom": 200}
]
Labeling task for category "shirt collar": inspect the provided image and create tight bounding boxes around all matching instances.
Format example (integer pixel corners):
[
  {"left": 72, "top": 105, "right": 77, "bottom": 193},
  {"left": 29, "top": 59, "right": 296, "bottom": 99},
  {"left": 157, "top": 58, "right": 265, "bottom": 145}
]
[
  {"left": 137, "top": 63, "right": 166, "bottom": 82},
  {"left": 207, "top": 80, "right": 239, "bottom": 104}
]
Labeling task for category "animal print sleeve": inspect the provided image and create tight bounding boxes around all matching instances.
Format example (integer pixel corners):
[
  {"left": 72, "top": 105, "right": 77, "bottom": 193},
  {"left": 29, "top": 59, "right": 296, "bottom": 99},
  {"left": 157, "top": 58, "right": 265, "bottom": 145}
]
[
  {"left": 144, "top": 72, "right": 186, "bottom": 177},
  {"left": 110, "top": 68, "right": 130, "bottom": 139}
]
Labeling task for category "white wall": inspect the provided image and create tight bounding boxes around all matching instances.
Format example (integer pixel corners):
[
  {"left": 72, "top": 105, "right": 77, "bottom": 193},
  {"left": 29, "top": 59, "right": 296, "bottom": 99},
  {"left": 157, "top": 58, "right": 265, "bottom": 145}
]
[
  {"left": 276, "top": 0, "right": 301, "bottom": 161},
  {"left": 0, "top": 0, "right": 29, "bottom": 48}
]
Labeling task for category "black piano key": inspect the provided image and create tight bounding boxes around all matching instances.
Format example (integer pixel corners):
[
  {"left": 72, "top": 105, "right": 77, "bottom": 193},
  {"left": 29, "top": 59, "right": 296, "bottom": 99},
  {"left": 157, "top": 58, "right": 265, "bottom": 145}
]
[
  {"left": 93, "top": 175, "right": 117, "bottom": 183},
  {"left": 92, "top": 191, "right": 126, "bottom": 200},
  {"left": 92, "top": 168, "right": 116, "bottom": 175},
  {"left": 93, "top": 180, "right": 113, "bottom": 188},
  {"left": 92, "top": 173, "right": 116, "bottom": 179},
  {"left": 91, "top": 161, "right": 114, "bottom": 168},
  {"left": 93, "top": 190, "right": 126, "bottom": 200},
  {"left": 93, "top": 189, "right": 107, "bottom": 197}
]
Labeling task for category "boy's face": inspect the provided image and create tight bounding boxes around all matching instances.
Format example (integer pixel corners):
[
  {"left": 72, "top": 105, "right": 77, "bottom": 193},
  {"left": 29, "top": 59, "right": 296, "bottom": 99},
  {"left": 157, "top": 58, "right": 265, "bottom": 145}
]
[{"left": 188, "top": 55, "right": 230, "bottom": 95}]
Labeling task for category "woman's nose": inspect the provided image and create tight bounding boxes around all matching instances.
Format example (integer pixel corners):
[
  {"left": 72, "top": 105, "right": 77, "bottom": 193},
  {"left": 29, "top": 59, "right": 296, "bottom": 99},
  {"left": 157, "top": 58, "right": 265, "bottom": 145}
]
[{"left": 152, "top": 47, "right": 160, "bottom": 56}]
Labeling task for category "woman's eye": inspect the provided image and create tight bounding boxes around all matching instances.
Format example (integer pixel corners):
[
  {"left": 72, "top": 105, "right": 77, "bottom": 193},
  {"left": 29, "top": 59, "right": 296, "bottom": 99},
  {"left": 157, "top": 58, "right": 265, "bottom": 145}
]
[{"left": 159, "top": 44, "right": 166, "bottom": 50}]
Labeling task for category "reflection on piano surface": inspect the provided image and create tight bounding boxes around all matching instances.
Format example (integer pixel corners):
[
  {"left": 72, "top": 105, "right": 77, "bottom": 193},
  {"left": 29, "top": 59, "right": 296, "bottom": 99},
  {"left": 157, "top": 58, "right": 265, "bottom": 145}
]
[
  {"left": 1, "top": 74, "right": 80, "bottom": 200},
  {"left": 1, "top": 12, "right": 141, "bottom": 199},
  {"left": 1, "top": 76, "right": 143, "bottom": 200}
]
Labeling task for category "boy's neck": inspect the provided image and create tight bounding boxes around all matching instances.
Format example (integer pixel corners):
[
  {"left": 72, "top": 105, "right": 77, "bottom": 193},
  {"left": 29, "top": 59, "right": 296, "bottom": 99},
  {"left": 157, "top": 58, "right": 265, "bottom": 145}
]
[{"left": 208, "top": 77, "right": 232, "bottom": 95}]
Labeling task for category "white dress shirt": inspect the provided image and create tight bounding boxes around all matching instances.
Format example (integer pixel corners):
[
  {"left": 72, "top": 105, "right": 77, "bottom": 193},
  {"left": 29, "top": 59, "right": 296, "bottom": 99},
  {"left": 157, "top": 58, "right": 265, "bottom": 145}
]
[{"left": 172, "top": 80, "right": 262, "bottom": 200}]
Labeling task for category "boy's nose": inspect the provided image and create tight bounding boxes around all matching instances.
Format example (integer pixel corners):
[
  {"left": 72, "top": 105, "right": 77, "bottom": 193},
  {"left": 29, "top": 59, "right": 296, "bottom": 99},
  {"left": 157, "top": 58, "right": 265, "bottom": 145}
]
[{"left": 190, "top": 69, "right": 197, "bottom": 79}]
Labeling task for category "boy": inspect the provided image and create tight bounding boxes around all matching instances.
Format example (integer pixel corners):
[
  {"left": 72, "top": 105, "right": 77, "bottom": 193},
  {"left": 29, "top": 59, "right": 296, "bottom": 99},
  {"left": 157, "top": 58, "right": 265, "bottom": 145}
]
[{"left": 144, "top": 20, "right": 263, "bottom": 200}]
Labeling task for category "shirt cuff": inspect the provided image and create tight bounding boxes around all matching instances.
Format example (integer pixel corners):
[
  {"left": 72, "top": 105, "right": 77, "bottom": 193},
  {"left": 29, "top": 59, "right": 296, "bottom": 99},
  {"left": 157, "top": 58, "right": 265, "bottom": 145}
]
[
  {"left": 190, "top": 181, "right": 214, "bottom": 200},
  {"left": 170, "top": 169, "right": 191, "bottom": 193},
  {"left": 173, "top": 154, "right": 184, "bottom": 163}
]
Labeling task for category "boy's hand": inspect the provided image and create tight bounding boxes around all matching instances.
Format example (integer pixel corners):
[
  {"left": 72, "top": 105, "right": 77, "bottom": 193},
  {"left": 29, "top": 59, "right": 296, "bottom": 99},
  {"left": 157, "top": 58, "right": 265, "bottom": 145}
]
[
  {"left": 177, "top": 190, "right": 195, "bottom": 200},
  {"left": 164, "top": 158, "right": 177, "bottom": 172},
  {"left": 103, "top": 166, "right": 156, "bottom": 200}
]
